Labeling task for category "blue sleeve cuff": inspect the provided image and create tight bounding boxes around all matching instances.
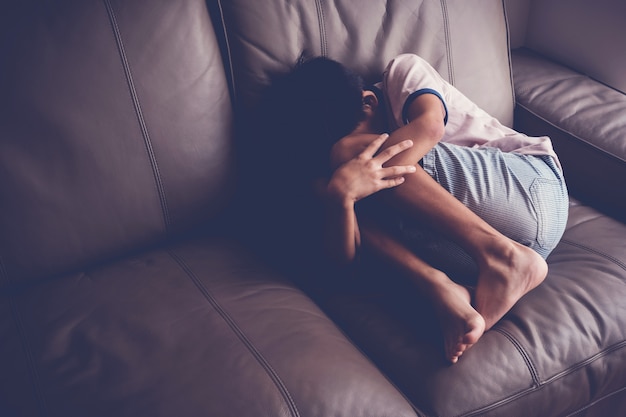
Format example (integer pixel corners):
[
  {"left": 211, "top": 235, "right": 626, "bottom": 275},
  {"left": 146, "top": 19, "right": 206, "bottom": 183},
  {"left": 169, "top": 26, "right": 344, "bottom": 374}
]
[{"left": 402, "top": 88, "right": 448, "bottom": 126}]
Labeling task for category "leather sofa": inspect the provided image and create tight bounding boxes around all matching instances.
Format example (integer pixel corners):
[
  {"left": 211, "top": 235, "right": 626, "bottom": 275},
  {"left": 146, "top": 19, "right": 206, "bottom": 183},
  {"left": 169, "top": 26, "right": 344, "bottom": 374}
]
[{"left": 1, "top": 0, "right": 624, "bottom": 416}]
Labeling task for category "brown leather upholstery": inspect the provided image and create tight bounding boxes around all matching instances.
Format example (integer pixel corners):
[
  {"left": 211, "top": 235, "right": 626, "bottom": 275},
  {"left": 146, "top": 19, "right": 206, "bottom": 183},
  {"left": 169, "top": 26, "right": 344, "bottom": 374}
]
[
  {"left": 0, "top": 2, "right": 418, "bottom": 416},
  {"left": 0, "top": 0, "right": 234, "bottom": 284},
  {"left": 524, "top": 0, "right": 626, "bottom": 94},
  {"left": 215, "top": 0, "right": 515, "bottom": 126},
  {"left": 1, "top": 0, "right": 624, "bottom": 416},
  {"left": 512, "top": 49, "right": 626, "bottom": 222}
]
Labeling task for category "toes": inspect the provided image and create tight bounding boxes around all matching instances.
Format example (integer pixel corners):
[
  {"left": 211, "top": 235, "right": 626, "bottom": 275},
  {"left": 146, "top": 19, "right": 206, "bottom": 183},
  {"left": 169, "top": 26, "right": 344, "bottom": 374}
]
[
  {"left": 447, "top": 343, "right": 468, "bottom": 363},
  {"left": 449, "top": 350, "right": 463, "bottom": 364},
  {"left": 447, "top": 340, "right": 481, "bottom": 363}
]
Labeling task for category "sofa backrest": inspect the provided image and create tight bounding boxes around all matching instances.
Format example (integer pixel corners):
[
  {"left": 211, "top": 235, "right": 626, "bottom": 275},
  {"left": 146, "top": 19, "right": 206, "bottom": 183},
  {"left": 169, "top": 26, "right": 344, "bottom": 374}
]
[
  {"left": 0, "top": 0, "right": 233, "bottom": 285},
  {"left": 212, "top": 0, "right": 515, "bottom": 126},
  {"left": 524, "top": 0, "right": 626, "bottom": 94}
]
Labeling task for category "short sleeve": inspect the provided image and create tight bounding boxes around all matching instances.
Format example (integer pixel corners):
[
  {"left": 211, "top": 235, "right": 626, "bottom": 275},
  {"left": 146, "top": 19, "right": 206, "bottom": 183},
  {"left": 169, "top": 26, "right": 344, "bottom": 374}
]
[{"left": 382, "top": 54, "right": 449, "bottom": 128}]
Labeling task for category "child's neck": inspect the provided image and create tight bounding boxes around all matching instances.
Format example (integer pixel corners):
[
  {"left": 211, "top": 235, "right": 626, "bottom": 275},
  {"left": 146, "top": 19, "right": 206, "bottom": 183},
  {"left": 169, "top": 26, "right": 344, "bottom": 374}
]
[{"left": 354, "top": 110, "right": 388, "bottom": 135}]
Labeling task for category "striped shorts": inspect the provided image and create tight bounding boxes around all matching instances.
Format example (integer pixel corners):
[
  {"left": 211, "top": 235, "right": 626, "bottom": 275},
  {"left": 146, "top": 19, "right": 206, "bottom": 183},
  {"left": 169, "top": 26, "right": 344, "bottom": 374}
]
[{"left": 397, "top": 142, "right": 569, "bottom": 283}]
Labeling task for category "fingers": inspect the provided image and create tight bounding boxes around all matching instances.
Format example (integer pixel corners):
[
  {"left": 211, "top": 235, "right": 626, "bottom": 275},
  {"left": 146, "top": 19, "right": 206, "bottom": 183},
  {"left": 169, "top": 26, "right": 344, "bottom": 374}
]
[
  {"left": 360, "top": 133, "right": 391, "bottom": 158},
  {"left": 348, "top": 133, "right": 417, "bottom": 194},
  {"left": 381, "top": 176, "right": 406, "bottom": 189},
  {"left": 381, "top": 164, "right": 417, "bottom": 179},
  {"left": 359, "top": 133, "right": 414, "bottom": 165},
  {"left": 379, "top": 165, "right": 417, "bottom": 189}
]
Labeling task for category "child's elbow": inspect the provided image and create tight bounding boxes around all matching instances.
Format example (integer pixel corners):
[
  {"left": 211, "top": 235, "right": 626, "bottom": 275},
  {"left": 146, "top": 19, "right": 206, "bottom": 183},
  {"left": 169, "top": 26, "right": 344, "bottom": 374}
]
[{"left": 425, "top": 113, "right": 445, "bottom": 144}]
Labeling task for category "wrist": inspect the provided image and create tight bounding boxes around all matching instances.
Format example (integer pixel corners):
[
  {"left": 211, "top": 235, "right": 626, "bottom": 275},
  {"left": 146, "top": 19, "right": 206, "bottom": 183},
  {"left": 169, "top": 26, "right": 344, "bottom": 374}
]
[{"left": 325, "top": 180, "right": 355, "bottom": 209}]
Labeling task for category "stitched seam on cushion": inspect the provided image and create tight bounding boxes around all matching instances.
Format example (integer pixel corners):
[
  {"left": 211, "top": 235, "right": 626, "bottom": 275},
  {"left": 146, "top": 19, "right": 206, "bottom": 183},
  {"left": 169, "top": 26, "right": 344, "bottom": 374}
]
[
  {"left": 439, "top": 0, "right": 454, "bottom": 85},
  {"left": 315, "top": 0, "right": 327, "bottom": 56},
  {"left": 456, "top": 386, "right": 538, "bottom": 417},
  {"left": 168, "top": 250, "right": 300, "bottom": 417},
  {"left": 462, "top": 342, "right": 626, "bottom": 417},
  {"left": 494, "top": 327, "right": 541, "bottom": 385},
  {"left": 565, "top": 385, "right": 626, "bottom": 417},
  {"left": 542, "top": 341, "right": 626, "bottom": 385},
  {"left": 321, "top": 304, "right": 425, "bottom": 417},
  {"left": 455, "top": 339, "right": 626, "bottom": 416},
  {"left": 213, "top": 0, "right": 238, "bottom": 110},
  {"left": 559, "top": 239, "right": 626, "bottom": 272},
  {"left": 515, "top": 103, "right": 626, "bottom": 164},
  {"left": 501, "top": 0, "right": 516, "bottom": 110},
  {"left": 104, "top": 0, "right": 171, "bottom": 233}
]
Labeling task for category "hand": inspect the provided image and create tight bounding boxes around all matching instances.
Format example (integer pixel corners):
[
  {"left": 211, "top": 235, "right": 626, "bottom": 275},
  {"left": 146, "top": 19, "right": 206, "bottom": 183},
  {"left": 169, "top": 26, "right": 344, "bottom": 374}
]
[{"left": 326, "top": 134, "right": 416, "bottom": 204}]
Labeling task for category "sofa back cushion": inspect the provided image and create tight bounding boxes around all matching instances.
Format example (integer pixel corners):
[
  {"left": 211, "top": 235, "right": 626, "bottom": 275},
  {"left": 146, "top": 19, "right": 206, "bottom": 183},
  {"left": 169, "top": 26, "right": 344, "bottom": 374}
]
[
  {"left": 525, "top": 0, "right": 626, "bottom": 94},
  {"left": 0, "top": 0, "right": 233, "bottom": 284},
  {"left": 214, "top": 0, "right": 514, "bottom": 126}
]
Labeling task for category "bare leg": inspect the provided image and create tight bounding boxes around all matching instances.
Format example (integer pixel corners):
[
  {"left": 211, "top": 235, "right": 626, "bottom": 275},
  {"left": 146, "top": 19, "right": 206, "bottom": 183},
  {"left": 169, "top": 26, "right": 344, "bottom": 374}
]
[
  {"left": 384, "top": 168, "right": 547, "bottom": 330},
  {"left": 361, "top": 222, "right": 485, "bottom": 363},
  {"left": 472, "top": 238, "right": 547, "bottom": 330}
]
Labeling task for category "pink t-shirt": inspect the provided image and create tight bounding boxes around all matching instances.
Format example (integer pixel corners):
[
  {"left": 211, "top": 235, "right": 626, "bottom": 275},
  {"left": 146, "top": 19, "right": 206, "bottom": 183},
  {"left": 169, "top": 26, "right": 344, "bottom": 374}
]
[{"left": 377, "top": 54, "right": 561, "bottom": 171}]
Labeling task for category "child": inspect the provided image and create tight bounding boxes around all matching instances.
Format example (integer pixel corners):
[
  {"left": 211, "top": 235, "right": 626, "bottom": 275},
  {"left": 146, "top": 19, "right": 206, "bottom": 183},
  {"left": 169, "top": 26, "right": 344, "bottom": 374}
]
[{"left": 264, "top": 54, "right": 568, "bottom": 363}]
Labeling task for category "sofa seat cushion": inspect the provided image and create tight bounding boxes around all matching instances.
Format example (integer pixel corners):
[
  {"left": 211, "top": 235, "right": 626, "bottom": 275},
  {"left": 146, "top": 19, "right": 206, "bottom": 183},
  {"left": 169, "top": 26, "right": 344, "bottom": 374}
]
[
  {"left": 0, "top": 237, "right": 417, "bottom": 417},
  {"left": 319, "top": 202, "right": 626, "bottom": 416},
  {"left": 511, "top": 48, "right": 626, "bottom": 221}
]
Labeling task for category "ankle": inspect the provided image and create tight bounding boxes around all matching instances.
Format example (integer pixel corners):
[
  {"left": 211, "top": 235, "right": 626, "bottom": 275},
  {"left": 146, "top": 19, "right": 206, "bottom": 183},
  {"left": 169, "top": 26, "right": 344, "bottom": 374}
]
[{"left": 474, "top": 236, "right": 518, "bottom": 271}]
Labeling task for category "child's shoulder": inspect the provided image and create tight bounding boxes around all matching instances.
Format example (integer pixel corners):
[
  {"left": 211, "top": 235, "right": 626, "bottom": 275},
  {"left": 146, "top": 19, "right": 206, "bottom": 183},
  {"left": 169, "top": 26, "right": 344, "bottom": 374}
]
[
  {"left": 383, "top": 53, "right": 444, "bottom": 92},
  {"left": 385, "top": 54, "right": 433, "bottom": 73},
  {"left": 330, "top": 134, "right": 381, "bottom": 169}
]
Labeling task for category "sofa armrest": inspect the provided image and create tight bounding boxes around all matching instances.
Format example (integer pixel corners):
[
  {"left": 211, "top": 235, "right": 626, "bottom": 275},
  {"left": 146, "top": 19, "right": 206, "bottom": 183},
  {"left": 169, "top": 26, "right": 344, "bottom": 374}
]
[{"left": 511, "top": 48, "right": 626, "bottom": 222}]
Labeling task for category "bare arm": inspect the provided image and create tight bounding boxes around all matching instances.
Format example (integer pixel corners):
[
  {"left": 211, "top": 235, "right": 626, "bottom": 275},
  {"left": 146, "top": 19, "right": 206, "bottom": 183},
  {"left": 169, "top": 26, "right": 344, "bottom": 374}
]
[
  {"left": 322, "top": 134, "right": 416, "bottom": 264},
  {"left": 381, "top": 93, "right": 447, "bottom": 167},
  {"left": 376, "top": 89, "right": 521, "bottom": 268},
  {"left": 377, "top": 92, "right": 485, "bottom": 247}
]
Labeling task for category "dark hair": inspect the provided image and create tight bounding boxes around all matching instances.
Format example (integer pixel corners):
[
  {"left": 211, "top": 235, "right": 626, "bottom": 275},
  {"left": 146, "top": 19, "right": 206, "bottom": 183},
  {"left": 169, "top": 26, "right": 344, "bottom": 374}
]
[
  {"left": 260, "top": 56, "right": 366, "bottom": 179},
  {"left": 239, "top": 56, "right": 367, "bottom": 272}
]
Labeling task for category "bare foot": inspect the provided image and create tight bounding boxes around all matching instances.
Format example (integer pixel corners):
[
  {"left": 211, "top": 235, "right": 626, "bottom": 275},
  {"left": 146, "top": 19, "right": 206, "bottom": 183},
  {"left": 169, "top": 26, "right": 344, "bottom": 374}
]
[
  {"left": 430, "top": 278, "right": 486, "bottom": 363},
  {"left": 475, "top": 240, "right": 548, "bottom": 331}
]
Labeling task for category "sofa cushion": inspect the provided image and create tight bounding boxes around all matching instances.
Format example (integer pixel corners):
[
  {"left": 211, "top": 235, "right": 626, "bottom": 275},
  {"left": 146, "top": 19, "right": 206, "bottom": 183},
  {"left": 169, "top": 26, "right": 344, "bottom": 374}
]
[
  {"left": 524, "top": 0, "right": 626, "bottom": 94},
  {"left": 511, "top": 48, "right": 626, "bottom": 221},
  {"left": 0, "top": 0, "right": 234, "bottom": 284},
  {"left": 0, "top": 237, "right": 418, "bottom": 417},
  {"left": 212, "top": 0, "right": 515, "bottom": 126},
  {"left": 320, "top": 202, "right": 626, "bottom": 416},
  {"left": 512, "top": 50, "right": 626, "bottom": 163}
]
